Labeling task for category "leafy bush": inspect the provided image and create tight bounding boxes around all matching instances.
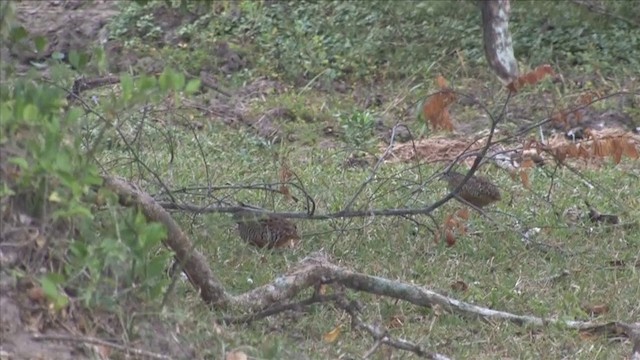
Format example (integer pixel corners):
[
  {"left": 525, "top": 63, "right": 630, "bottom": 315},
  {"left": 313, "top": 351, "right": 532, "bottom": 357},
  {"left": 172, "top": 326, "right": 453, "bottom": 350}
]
[
  {"left": 0, "top": 24, "right": 200, "bottom": 311},
  {"left": 337, "top": 110, "right": 377, "bottom": 148}
]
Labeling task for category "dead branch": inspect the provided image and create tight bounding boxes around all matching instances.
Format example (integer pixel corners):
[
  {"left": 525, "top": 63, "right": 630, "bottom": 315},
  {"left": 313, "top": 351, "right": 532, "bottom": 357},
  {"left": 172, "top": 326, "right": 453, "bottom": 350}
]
[
  {"left": 67, "top": 75, "right": 120, "bottom": 101},
  {"left": 335, "top": 297, "right": 451, "bottom": 360}
]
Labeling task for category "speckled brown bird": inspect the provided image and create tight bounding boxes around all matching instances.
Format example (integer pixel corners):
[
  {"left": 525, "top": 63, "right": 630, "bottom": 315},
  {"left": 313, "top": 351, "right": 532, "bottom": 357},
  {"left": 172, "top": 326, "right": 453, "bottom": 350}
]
[
  {"left": 442, "top": 171, "right": 502, "bottom": 208},
  {"left": 232, "top": 209, "right": 300, "bottom": 249}
]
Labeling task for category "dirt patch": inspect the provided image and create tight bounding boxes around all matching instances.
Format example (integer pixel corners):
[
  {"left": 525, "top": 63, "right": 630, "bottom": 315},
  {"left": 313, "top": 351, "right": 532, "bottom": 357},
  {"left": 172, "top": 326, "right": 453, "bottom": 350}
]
[{"left": 6, "top": 1, "right": 117, "bottom": 67}]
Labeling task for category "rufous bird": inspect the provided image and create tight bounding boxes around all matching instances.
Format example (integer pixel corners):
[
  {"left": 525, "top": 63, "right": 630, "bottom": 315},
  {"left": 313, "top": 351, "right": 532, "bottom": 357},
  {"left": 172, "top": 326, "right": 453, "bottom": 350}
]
[
  {"left": 232, "top": 207, "right": 300, "bottom": 249},
  {"left": 442, "top": 171, "right": 502, "bottom": 208}
]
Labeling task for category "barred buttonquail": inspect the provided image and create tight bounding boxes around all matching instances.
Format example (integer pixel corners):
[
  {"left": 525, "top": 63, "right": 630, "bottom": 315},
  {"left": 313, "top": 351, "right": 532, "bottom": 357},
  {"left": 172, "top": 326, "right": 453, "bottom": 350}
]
[
  {"left": 232, "top": 209, "right": 300, "bottom": 249},
  {"left": 442, "top": 171, "right": 502, "bottom": 208}
]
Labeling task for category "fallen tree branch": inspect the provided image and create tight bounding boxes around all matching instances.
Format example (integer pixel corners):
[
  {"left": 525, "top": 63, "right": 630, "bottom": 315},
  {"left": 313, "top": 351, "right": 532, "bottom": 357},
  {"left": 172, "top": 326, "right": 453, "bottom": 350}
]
[
  {"left": 103, "top": 175, "right": 639, "bottom": 357},
  {"left": 103, "top": 176, "right": 228, "bottom": 307},
  {"left": 335, "top": 297, "right": 451, "bottom": 360},
  {"left": 67, "top": 75, "right": 120, "bottom": 102}
]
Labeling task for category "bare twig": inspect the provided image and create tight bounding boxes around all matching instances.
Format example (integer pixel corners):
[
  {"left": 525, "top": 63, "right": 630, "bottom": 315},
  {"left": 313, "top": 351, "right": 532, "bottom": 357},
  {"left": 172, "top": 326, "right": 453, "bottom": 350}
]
[
  {"left": 31, "top": 334, "right": 172, "bottom": 360},
  {"left": 335, "top": 297, "right": 451, "bottom": 360},
  {"left": 222, "top": 294, "right": 341, "bottom": 325},
  {"left": 342, "top": 124, "right": 402, "bottom": 212},
  {"left": 569, "top": 0, "right": 640, "bottom": 27},
  {"left": 362, "top": 338, "right": 384, "bottom": 359}
]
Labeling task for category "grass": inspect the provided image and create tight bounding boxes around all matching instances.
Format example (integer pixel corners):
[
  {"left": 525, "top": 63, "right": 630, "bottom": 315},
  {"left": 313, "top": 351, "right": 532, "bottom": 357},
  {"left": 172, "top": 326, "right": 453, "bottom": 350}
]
[
  {"left": 95, "top": 102, "right": 639, "bottom": 358},
  {"left": 98, "top": 0, "right": 640, "bottom": 355}
]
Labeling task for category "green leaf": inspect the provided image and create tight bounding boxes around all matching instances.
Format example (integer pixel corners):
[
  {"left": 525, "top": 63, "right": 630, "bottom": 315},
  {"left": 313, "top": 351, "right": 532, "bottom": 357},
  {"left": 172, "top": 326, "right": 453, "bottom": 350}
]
[
  {"left": 8, "top": 157, "right": 28, "bottom": 170},
  {"left": 158, "top": 69, "right": 171, "bottom": 91},
  {"left": 0, "top": 104, "right": 12, "bottom": 125},
  {"left": 65, "top": 107, "right": 84, "bottom": 123},
  {"left": 68, "top": 50, "right": 80, "bottom": 69},
  {"left": 22, "top": 104, "right": 39, "bottom": 121},
  {"left": 138, "top": 75, "right": 157, "bottom": 91},
  {"left": 172, "top": 72, "right": 185, "bottom": 90},
  {"left": 146, "top": 254, "right": 171, "bottom": 279},
  {"left": 184, "top": 79, "right": 201, "bottom": 94},
  {"left": 68, "top": 50, "right": 90, "bottom": 71},
  {"left": 52, "top": 205, "right": 93, "bottom": 220},
  {"left": 34, "top": 35, "right": 47, "bottom": 53},
  {"left": 94, "top": 47, "right": 108, "bottom": 73},
  {"left": 29, "top": 61, "right": 48, "bottom": 69},
  {"left": 40, "top": 272, "right": 67, "bottom": 308},
  {"left": 69, "top": 241, "right": 89, "bottom": 259},
  {"left": 120, "top": 74, "right": 134, "bottom": 101},
  {"left": 40, "top": 276, "right": 59, "bottom": 299},
  {"left": 139, "top": 222, "right": 167, "bottom": 251},
  {"left": 9, "top": 26, "right": 28, "bottom": 43},
  {"left": 0, "top": 183, "right": 16, "bottom": 197},
  {"left": 51, "top": 52, "right": 65, "bottom": 61}
]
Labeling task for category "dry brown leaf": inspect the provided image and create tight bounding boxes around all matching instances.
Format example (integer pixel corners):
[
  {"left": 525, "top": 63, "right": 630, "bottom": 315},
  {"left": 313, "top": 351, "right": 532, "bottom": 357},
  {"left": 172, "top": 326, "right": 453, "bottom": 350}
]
[
  {"left": 423, "top": 90, "right": 456, "bottom": 131},
  {"left": 323, "top": 325, "right": 342, "bottom": 343},
  {"left": 519, "top": 170, "right": 530, "bottom": 189},
  {"left": 612, "top": 143, "right": 623, "bottom": 164},
  {"left": 565, "top": 144, "right": 578, "bottom": 157},
  {"left": 520, "top": 158, "right": 536, "bottom": 169},
  {"left": 226, "top": 351, "right": 248, "bottom": 360},
  {"left": 279, "top": 162, "right": 295, "bottom": 202},
  {"left": 507, "top": 64, "right": 555, "bottom": 92},
  {"left": 624, "top": 139, "right": 639, "bottom": 159},
  {"left": 317, "top": 284, "right": 328, "bottom": 296},
  {"left": 436, "top": 74, "right": 449, "bottom": 89},
  {"left": 27, "top": 286, "right": 45, "bottom": 302},
  {"left": 579, "top": 331, "right": 598, "bottom": 340},
  {"left": 35, "top": 233, "right": 46, "bottom": 248},
  {"left": 279, "top": 163, "right": 293, "bottom": 182},
  {"left": 445, "top": 230, "right": 456, "bottom": 247},
  {"left": 95, "top": 345, "right": 112, "bottom": 360},
  {"left": 387, "top": 315, "right": 405, "bottom": 329},
  {"left": 279, "top": 184, "right": 293, "bottom": 202},
  {"left": 581, "top": 304, "right": 610, "bottom": 317},
  {"left": 456, "top": 208, "right": 469, "bottom": 220},
  {"left": 444, "top": 213, "right": 457, "bottom": 227}
]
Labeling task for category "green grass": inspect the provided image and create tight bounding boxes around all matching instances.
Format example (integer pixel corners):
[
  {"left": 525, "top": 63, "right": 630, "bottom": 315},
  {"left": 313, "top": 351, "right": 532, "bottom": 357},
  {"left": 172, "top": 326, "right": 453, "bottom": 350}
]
[{"left": 94, "top": 105, "right": 640, "bottom": 358}]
